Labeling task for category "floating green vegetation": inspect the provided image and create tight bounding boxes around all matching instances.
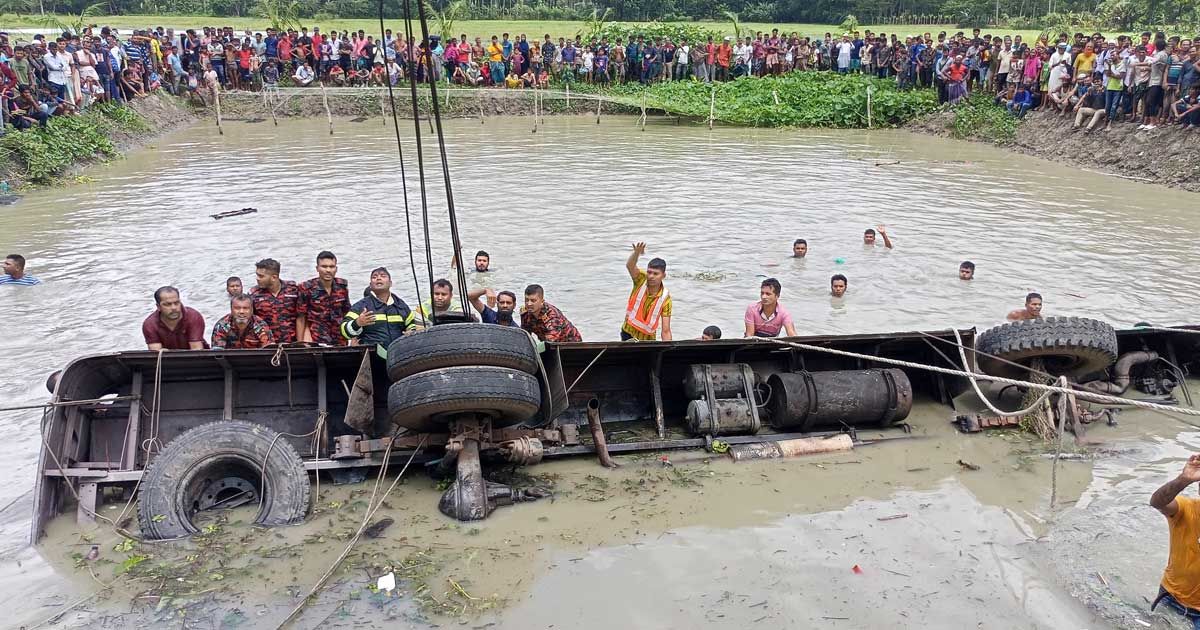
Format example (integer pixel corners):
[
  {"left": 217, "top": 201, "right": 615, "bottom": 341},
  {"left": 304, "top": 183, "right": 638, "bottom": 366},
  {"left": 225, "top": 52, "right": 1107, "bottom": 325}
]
[{"left": 605, "top": 72, "right": 939, "bottom": 128}]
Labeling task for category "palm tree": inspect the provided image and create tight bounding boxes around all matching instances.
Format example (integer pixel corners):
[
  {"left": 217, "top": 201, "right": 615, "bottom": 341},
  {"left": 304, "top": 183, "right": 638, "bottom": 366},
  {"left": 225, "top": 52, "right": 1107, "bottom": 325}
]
[
  {"left": 579, "top": 7, "right": 612, "bottom": 41},
  {"left": 256, "top": 0, "right": 303, "bottom": 33},
  {"left": 39, "top": 2, "right": 106, "bottom": 35},
  {"left": 425, "top": 0, "right": 466, "bottom": 42},
  {"left": 722, "top": 9, "right": 743, "bottom": 41}
]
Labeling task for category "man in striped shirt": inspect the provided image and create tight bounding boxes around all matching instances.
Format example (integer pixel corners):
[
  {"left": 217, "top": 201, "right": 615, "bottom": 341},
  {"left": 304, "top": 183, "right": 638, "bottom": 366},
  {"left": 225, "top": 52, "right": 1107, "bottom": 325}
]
[{"left": 1, "top": 254, "right": 41, "bottom": 286}]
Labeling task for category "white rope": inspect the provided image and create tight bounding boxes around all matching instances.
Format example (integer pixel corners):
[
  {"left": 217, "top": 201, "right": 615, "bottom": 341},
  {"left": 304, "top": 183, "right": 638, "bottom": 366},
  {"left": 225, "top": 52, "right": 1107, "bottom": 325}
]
[{"left": 755, "top": 334, "right": 1200, "bottom": 418}]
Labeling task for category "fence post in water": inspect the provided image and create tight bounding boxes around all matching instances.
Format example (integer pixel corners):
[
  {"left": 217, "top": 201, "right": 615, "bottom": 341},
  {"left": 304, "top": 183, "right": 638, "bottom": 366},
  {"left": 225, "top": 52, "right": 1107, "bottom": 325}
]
[
  {"left": 596, "top": 95, "right": 601, "bottom": 124},
  {"left": 381, "top": 92, "right": 388, "bottom": 127},
  {"left": 532, "top": 87, "right": 538, "bottom": 133},
  {"left": 320, "top": 82, "right": 334, "bottom": 135},
  {"left": 566, "top": 83, "right": 570, "bottom": 107},
  {"left": 708, "top": 87, "right": 716, "bottom": 130},
  {"left": 478, "top": 90, "right": 485, "bottom": 125},
  {"left": 214, "top": 87, "right": 223, "bottom": 135},
  {"left": 641, "top": 91, "right": 647, "bottom": 131},
  {"left": 867, "top": 85, "right": 873, "bottom": 129}
]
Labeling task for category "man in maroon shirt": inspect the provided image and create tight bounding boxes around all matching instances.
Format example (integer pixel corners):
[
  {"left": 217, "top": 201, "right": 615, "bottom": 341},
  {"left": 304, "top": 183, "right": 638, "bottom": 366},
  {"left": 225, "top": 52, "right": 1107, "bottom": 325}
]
[
  {"left": 251, "top": 258, "right": 303, "bottom": 343},
  {"left": 141, "top": 286, "right": 207, "bottom": 350},
  {"left": 299, "top": 250, "right": 350, "bottom": 345}
]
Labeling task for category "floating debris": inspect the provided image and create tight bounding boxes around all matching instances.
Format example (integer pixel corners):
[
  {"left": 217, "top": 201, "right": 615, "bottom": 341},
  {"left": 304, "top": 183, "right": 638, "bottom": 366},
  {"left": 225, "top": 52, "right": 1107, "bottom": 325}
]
[{"left": 211, "top": 207, "right": 258, "bottom": 220}]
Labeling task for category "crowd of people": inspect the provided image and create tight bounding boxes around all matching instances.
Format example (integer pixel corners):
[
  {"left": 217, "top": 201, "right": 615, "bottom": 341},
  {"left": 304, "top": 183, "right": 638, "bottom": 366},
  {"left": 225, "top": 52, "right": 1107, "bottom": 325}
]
[
  {"left": 4, "top": 23, "right": 1198, "bottom": 132},
  {"left": 5, "top": 225, "right": 1046, "bottom": 350}
]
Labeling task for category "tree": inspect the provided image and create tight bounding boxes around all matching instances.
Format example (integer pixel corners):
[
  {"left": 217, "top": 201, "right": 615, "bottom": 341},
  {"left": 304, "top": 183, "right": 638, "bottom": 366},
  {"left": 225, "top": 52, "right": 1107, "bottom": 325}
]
[{"left": 39, "top": 1, "right": 106, "bottom": 35}]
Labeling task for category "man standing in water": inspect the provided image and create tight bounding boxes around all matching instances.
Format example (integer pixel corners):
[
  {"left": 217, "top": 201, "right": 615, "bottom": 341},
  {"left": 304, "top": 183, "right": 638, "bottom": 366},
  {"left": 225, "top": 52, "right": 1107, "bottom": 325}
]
[
  {"left": 863, "top": 225, "right": 893, "bottom": 249},
  {"left": 622, "top": 242, "right": 672, "bottom": 341},
  {"left": 251, "top": 258, "right": 303, "bottom": 344},
  {"left": 225, "top": 276, "right": 243, "bottom": 298},
  {"left": 1006, "top": 292, "right": 1043, "bottom": 320},
  {"left": 1, "top": 254, "right": 41, "bottom": 286},
  {"left": 830, "top": 274, "right": 848, "bottom": 298},
  {"left": 745, "top": 278, "right": 796, "bottom": 338},
  {"left": 1149, "top": 453, "right": 1200, "bottom": 624},
  {"left": 792, "top": 239, "right": 808, "bottom": 258},
  {"left": 299, "top": 251, "right": 351, "bottom": 345},
  {"left": 959, "top": 261, "right": 975, "bottom": 280},
  {"left": 469, "top": 288, "right": 519, "bottom": 327},
  {"left": 142, "top": 286, "right": 207, "bottom": 350}
]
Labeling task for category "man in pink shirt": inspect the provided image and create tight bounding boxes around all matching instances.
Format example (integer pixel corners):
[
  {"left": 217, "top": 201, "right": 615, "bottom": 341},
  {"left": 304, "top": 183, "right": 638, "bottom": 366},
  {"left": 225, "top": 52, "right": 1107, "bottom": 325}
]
[{"left": 744, "top": 278, "right": 796, "bottom": 338}]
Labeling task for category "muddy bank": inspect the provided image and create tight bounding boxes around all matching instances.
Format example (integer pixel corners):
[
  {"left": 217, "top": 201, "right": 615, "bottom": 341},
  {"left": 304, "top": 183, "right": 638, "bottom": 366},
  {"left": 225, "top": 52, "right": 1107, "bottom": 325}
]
[
  {"left": 0, "top": 92, "right": 197, "bottom": 191},
  {"left": 216, "top": 88, "right": 637, "bottom": 121},
  {"left": 907, "top": 107, "right": 1200, "bottom": 193}
]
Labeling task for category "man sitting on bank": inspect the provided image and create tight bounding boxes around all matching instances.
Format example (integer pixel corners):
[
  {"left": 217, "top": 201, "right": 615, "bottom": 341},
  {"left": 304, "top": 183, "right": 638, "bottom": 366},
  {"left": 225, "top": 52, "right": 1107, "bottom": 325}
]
[
  {"left": 211, "top": 294, "right": 274, "bottom": 349},
  {"left": 521, "top": 284, "right": 582, "bottom": 342},
  {"left": 622, "top": 241, "right": 672, "bottom": 341},
  {"left": 341, "top": 267, "right": 416, "bottom": 349},
  {"left": 142, "top": 286, "right": 207, "bottom": 350}
]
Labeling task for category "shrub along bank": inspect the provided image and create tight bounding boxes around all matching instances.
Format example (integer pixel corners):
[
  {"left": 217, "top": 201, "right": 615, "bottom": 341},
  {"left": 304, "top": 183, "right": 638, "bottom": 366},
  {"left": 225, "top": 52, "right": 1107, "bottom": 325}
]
[{"left": 0, "top": 93, "right": 193, "bottom": 187}]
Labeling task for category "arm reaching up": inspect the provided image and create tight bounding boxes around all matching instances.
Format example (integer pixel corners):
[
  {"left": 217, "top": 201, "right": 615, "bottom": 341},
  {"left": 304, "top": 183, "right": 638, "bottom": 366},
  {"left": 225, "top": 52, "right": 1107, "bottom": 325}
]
[{"left": 626, "top": 242, "right": 646, "bottom": 281}]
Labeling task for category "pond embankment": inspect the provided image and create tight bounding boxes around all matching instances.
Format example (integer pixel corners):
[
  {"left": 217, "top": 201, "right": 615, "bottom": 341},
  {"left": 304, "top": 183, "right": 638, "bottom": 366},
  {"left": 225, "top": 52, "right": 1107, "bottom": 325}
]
[
  {"left": 908, "top": 106, "right": 1200, "bottom": 193},
  {"left": 0, "top": 92, "right": 197, "bottom": 190}
]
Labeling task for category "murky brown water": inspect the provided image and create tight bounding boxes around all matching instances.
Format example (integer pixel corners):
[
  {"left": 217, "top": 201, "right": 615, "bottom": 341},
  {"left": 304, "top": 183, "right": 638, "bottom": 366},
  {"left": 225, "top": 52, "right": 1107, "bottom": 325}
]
[{"left": 2, "top": 115, "right": 1200, "bottom": 629}]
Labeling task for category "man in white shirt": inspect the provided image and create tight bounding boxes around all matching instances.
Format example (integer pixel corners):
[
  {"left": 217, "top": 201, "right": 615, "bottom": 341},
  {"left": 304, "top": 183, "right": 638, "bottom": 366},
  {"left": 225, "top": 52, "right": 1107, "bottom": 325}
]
[
  {"left": 734, "top": 37, "right": 752, "bottom": 77},
  {"left": 293, "top": 62, "right": 315, "bottom": 86},
  {"left": 43, "top": 41, "right": 68, "bottom": 103},
  {"left": 1049, "top": 42, "right": 1071, "bottom": 68}
]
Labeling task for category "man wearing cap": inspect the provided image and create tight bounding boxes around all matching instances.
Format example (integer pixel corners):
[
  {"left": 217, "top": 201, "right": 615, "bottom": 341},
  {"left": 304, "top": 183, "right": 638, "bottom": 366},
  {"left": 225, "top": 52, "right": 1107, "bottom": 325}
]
[
  {"left": 341, "top": 268, "right": 416, "bottom": 349},
  {"left": 1050, "top": 41, "right": 1072, "bottom": 68}
]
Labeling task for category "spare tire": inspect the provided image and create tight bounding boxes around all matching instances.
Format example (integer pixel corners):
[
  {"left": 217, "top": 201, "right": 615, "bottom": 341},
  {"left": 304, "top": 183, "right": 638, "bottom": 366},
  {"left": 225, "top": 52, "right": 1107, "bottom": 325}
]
[
  {"left": 385, "top": 323, "right": 538, "bottom": 383},
  {"left": 388, "top": 366, "right": 541, "bottom": 432},
  {"left": 976, "top": 317, "right": 1118, "bottom": 379},
  {"left": 137, "top": 420, "right": 311, "bottom": 540}
]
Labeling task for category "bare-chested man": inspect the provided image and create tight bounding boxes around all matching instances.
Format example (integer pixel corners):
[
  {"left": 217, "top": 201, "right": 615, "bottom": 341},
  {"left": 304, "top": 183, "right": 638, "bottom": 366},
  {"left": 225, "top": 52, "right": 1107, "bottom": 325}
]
[
  {"left": 1006, "top": 292, "right": 1043, "bottom": 321},
  {"left": 863, "top": 224, "right": 893, "bottom": 249}
]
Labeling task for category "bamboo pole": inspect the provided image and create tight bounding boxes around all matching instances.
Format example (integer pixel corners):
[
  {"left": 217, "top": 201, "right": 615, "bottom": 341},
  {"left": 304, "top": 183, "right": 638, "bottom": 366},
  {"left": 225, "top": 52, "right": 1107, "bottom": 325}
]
[
  {"left": 380, "top": 92, "right": 387, "bottom": 127},
  {"left": 596, "top": 93, "right": 601, "bottom": 124},
  {"left": 772, "top": 89, "right": 779, "bottom": 105},
  {"left": 214, "top": 87, "right": 223, "bottom": 135},
  {"left": 640, "top": 91, "right": 647, "bottom": 131},
  {"left": 268, "top": 89, "right": 279, "bottom": 126},
  {"left": 532, "top": 87, "right": 538, "bottom": 133},
  {"left": 320, "top": 81, "right": 333, "bottom": 135},
  {"left": 708, "top": 87, "right": 715, "bottom": 130},
  {"left": 565, "top": 82, "right": 570, "bottom": 107},
  {"left": 867, "top": 85, "right": 873, "bottom": 129},
  {"left": 478, "top": 89, "right": 485, "bottom": 124}
]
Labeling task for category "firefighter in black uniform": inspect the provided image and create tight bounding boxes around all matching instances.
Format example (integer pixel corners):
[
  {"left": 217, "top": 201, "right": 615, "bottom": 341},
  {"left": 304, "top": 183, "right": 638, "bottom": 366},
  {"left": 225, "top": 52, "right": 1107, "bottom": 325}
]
[{"left": 340, "top": 267, "right": 416, "bottom": 348}]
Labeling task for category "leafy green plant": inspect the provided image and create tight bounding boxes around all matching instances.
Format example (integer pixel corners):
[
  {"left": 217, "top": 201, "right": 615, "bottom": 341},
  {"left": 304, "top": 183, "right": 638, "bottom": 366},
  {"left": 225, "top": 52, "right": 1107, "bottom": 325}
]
[
  {"left": 255, "top": 0, "right": 303, "bottom": 32},
  {"left": 588, "top": 21, "right": 720, "bottom": 46},
  {"left": 0, "top": 101, "right": 145, "bottom": 182},
  {"left": 839, "top": 14, "right": 860, "bottom": 34},
  {"left": 605, "top": 71, "right": 938, "bottom": 128},
  {"left": 424, "top": 0, "right": 465, "bottom": 43},
  {"left": 38, "top": 1, "right": 106, "bottom": 35},
  {"left": 722, "top": 9, "right": 743, "bottom": 41},
  {"left": 950, "top": 92, "right": 1020, "bottom": 142},
  {"left": 577, "top": 7, "right": 613, "bottom": 40}
]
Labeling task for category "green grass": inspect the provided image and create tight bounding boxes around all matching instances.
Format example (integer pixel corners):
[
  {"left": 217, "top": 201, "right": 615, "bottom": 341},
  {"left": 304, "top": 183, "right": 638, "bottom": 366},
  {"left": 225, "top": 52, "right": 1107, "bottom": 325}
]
[{"left": 1, "top": 14, "right": 1046, "bottom": 42}]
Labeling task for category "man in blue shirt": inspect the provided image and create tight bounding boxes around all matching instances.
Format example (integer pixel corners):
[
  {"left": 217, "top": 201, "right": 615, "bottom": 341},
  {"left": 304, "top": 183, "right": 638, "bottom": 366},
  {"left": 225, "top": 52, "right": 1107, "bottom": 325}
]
[
  {"left": 468, "top": 288, "right": 519, "bottom": 327},
  {"left": 1, "top": 254, "right": 41, "bottom": 285}
]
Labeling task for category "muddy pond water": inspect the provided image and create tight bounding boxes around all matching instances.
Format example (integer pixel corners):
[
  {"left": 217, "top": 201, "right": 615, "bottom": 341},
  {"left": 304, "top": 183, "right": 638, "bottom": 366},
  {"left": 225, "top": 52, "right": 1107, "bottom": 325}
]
[{"left": 2, "top": 115, "right": 1200, "bottom": 629}]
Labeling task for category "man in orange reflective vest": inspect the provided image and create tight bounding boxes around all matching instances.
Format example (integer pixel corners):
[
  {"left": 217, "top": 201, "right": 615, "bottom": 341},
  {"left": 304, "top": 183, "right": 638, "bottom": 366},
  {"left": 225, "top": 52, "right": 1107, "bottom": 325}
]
[{"left": 621, "top": 242, "right": 673, "bottom": 341}]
